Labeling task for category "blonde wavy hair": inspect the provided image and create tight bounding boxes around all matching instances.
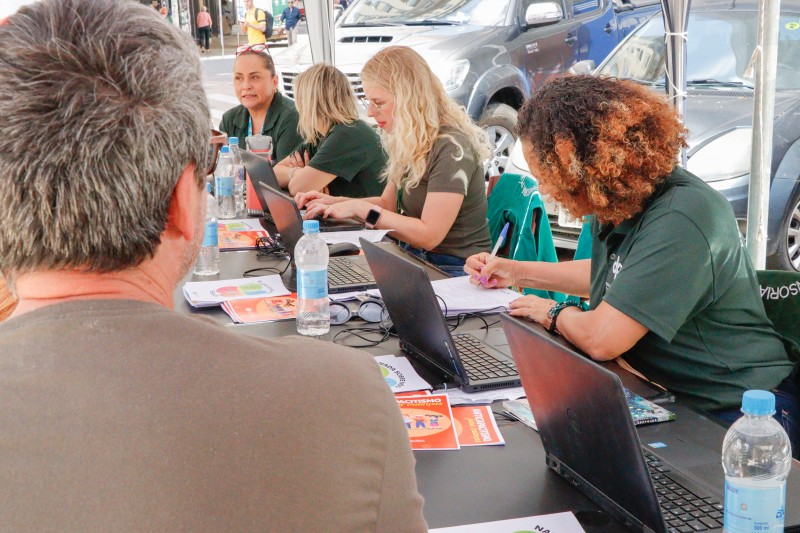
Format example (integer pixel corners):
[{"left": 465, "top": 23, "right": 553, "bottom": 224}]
[
  {"left": 294, "top": 64, "right": 359, "bottom": 144},
  {"left": 360, "top": 46, "right": 491, "bottom": 191}
]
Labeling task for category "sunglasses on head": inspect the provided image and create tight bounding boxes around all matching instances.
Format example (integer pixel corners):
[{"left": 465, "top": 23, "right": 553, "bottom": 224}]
[
  {"left": 206, "top": 129, "right": 227, "bottom": 176},
  {"left": 236, "top": 43, "right": 271, "bottom": 56}
]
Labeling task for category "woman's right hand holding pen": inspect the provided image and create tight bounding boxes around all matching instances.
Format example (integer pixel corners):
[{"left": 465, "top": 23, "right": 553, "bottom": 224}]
[{"left": 464, "top": 253, "right": 517, "bottom": 289}]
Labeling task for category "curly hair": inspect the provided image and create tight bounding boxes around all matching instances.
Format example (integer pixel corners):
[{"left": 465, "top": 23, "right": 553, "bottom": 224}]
[{"left": 517, "top": 75, "right": 687, "bottom": 225}]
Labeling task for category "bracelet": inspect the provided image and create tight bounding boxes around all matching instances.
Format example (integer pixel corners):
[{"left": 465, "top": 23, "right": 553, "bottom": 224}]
[
  {"left": 287, "top": 166, "right": 300, "bottom": 181},
  {"left": 547, "top": 301, "right": 582, "bottom": 335}
]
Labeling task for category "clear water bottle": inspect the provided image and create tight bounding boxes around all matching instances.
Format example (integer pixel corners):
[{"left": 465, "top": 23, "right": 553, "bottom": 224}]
[
  {"left": 215, "top": 145, "right": 236, "bottom": 220},
  {"left": 722, "top": 390, "right": 791, "bottom": 533},
  {"left": 295, "top": 220, "right": 330, "bottom": 336},
  {"left": 228, "top": 136, "right": 246, "bottom": 217},
  {"left": 194, "top": 183, "right": 220, "bottom": 276}
]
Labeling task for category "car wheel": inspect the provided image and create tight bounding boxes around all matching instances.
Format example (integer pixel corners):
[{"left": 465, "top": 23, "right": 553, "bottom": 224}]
[
  {"left": 771, "top": 189, "right": 800, "bottom": 271},
  {"left": 479, "top": 103, "right": 517, "bottom": 179}
]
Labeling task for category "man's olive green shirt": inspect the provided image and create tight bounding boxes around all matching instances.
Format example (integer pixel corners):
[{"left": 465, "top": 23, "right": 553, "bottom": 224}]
[
  {"left": 219, "top": 92, "right": 301, "bottom": 163},
  {"left": 590, "top": 167, "right": 793, "bottom": 410}
]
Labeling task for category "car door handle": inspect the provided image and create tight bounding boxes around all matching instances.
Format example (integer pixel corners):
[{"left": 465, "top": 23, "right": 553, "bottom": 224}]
[
  {"left": 604, "top": 23, "right": 614, "bottom": 34},
  {"left": 564, "top": 36, "right": 577, "bottom": 45}
]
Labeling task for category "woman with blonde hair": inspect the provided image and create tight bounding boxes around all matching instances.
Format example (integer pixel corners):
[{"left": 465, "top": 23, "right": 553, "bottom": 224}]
[
  {"left": 274, "top": 63, "right": 385, "bottom": 198},
  {"left": 298, "top": 46, "right": 493, "bottom": 275}
]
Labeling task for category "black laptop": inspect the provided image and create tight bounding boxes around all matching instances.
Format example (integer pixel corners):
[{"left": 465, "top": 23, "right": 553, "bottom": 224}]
[
  {"left": 499, "top": 314, "right": 800, "bottom": 533},
  {"left": 360, "top": 238, "right": 520, "bottom": 393},
  {"left": 242, "top": 150, "right": 363, "bottom": 232},
  {"left": 259, "top": 183, "right": 377, "bottom": 294}
]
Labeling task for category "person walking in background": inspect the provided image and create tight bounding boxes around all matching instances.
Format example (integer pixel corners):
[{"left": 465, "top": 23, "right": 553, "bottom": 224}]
[
  {"left": 273, "top": 64, "right": 385, "bottom": 197},
  {"left": 219, "top": 46, "right": 301, "bottom": 162},
  {"left": 239, "top": 0, "right": 267, "bottom": 45},
  {"left": 298, "top": 46, "right": 492, "bottom": 276},
  {"left": 281, "top": 0, "right": 301, "bottom": 46},
  {"left": 0, "top": 0, "right": 428, "bottom": 529},
  {"left": 196, "top": 5, "right": 212, "bottom": 53}
]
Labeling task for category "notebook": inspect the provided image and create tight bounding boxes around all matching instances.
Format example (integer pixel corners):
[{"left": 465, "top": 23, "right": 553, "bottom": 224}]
[
  {"left": 259, "top": 183, "right": 377, "bottom": 294},
  {"left": 360, "top": 238, "right": 520, "bottom": 393},
  {"left": 499, "top": 314, "right": 800, "bottom": 533},
  {"left": 242, "top": 150, "right": 363, "bottom": 232}
]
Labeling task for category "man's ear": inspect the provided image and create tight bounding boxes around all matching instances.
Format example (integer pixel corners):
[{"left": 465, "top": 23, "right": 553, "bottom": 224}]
[{"left": 167, "top": 165, "right": 203, "bottom": 242}]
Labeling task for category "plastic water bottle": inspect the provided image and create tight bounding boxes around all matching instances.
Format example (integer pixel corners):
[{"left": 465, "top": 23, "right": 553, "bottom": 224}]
[
  {"left": 722, "top": 390, "right": 791, "bottom": 533},
  {"left": 194, "top": 183, "right": 220, "bottom": 275},
  {"left": 215, "top": 145, "right": 236, "bottom": 219},
  {"left": 228, "top": 137, "right": 246, "bottom": 217},
  {"left": 295, "top": 220, "right": 330, "bottom": 336}
]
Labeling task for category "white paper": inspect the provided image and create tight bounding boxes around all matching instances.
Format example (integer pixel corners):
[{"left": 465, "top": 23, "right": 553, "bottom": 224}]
[
  {"left": 216, "top": 218, "right": 265, "bottom": 232},
  {"left": 443, "top": 386, "right": 526, "bottom": 406},
  {"left": 373, "top": 355, "right": 432, "bottom": 393},
  {"left": 329, "top": 291, "right": 367, "bottom": 302},
  {"left": 320, "top": 229, "right": 392, "bottom": 247},
  {"left": 182, "top": 275, "right": 290, "bottom": 307},
  {"left": 429, "top": 512, "right": 584, "bottom": 533},
  {"left": 366, "top": 276, "right": 520, "bottom": 317}
]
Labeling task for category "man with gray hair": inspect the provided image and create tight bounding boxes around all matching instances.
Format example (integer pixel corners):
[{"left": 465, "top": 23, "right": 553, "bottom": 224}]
[{"left": 0, "top": 1, "right": 426, "bottom": 531}]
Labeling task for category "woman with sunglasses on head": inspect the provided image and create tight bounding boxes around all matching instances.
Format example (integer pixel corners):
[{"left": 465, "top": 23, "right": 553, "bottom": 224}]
[
  {"left": 297, "top": 46, "right": 492, "bottom": 276},
  {"left": 273, "top": 64, "right": 385, "bottom": 198},
  {"left": 219, "top": 46, "right": 301, "bottom": 162}
]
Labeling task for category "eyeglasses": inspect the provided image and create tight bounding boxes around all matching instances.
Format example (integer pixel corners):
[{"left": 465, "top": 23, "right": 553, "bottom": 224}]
[
  {"left": 329, "top": 297, "right": 390, "bottom": 326},
  {"left": 236, "top": 43, "right": 271, "bottom": 56},
  {"left": 207, "top": 129, "right": 227, "bottom": 176},
  {"left": 359, "top": 97, "right": 385, "bottom": 112}
]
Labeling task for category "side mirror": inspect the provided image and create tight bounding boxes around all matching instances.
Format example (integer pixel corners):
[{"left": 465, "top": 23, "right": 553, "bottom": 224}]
[
  {"left": 569, "top": 60, "right": 596, "bottom": 75},
  {"left": 525, "top": 2, "right": 563, "bottom": 26}
]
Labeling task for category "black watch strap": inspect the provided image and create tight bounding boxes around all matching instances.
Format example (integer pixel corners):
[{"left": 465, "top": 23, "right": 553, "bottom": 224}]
[{"left": 547, "top": 301, "right": 582, "bottom": 334}]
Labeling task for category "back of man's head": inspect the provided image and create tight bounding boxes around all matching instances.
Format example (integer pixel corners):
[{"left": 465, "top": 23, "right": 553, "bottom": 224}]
[{"left": 0, "top": 0, "right": 209, "bottom": 276}]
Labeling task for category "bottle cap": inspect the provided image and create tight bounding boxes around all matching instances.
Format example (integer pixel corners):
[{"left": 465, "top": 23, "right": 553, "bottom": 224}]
[
  {"left": 302, "top": 220, "right": 320, "bottom": 233},
  {"left": 228, "top": 137, "right": 239, "bottom": 145},
  {"left": 220, "top": 145, "right": 230, "bottom": 154},
  {"left": 741, "top": 390, "right": 776, "bottom": 416}
]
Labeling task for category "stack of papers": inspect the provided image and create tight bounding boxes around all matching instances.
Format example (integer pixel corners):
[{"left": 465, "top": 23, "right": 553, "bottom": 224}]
[
  {"left": 222, "top": 294, "right": 297, "bottom": 323},
  {"left": 217, "top": 219, "right": 270, "bottom": 251},
  {"left": 429, "top": 512, "right": 584, "bottom": 532},
  {"left": 182, "top": 275, "right": 290, "bottom": 308},
  {"left": 367, "top": 276, "right": 520, "bottom": 317}
]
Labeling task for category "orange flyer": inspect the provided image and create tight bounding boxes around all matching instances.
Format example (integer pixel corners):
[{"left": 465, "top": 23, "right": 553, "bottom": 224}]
[
  {"left": 218, "top": 230, "right": 269, "bottom": 251},
  {"left": 396, "top": 394, "right": 459, "bottom": 450},
  {"left": 452, "top": 405, "right": 505, "bottom": 446},
  {"left": 221, "top": 294, "right": 297, "bottom": 323}
]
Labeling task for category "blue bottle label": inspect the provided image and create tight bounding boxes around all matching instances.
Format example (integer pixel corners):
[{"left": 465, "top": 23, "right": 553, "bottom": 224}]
[
  {"left": 297, "top": 269, "right": 328, "bottom": 299},
  {"left": 216, "top": 176, "right": 234, "bottom": 196},
  {"left": 202, "top": 220, "right": 218, "bottom": 247},
  {"left": 724, "top": 479, "right": 786, "bottom": 533}
]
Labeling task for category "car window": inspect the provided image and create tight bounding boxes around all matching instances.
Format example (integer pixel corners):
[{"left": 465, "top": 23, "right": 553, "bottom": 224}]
[
  {"left": 598, "top": 10, "right": 800, "bottom": 90},
  {"left": 341, "top": 0, "right": 511, "bottom": 27}
]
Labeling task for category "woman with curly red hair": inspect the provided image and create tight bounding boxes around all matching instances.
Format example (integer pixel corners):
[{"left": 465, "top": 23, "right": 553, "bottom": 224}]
[{"left": 467, "top": 75, "right": 798, "bottom": 445}]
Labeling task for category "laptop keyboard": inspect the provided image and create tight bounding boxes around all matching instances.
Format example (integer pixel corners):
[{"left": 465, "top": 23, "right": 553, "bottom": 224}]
[
  {"left": 644, "top": 451, "right": 724, "bottom": 532},
  {"left": 328, "top": 258, "right": 374, "bottom": 287},
  {"left": 453, "top": 334, "right": 517, "bottom": 380}
]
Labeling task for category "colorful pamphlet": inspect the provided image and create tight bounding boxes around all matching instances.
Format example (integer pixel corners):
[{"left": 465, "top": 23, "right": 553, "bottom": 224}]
[
  {"left": 451, "top": 405, "right": 505, "bottom": 446},
  {"left": 221, "top": 294, "right": 297, "bottom": 323},
  {"left": 218, "top": 230, "right": 270, "bottom": 251},
  {"left": 182, "top": 275, "right": 290, "bottom": 307},
  {"left": 374, "top": 355, "right": 432, "bottom": 394},
  {"left": 504, "top": 389, "right": 675, "bottom": 431},
  {"left": 397, "top": 394, "right": 460, "bottom": 451},
  {"left": 216, "top": 219, "right": 269, "bottom": 251}
]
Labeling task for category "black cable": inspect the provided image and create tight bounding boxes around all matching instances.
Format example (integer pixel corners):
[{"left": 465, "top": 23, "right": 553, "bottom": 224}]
[{"left": 332, "top": 324, "right": 395, "bottom": 348}]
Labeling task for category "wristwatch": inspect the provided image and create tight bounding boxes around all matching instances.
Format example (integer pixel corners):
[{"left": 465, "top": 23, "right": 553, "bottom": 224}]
[
  {"left": 547, "top": 301, "right": 582, "bottom": 334},
  {"left": 364, "top": 205, "right": 383, "bottom": 229}
]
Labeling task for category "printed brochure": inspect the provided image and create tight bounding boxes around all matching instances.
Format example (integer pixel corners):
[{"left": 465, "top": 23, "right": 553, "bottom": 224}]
[
  {"left": 451, "top": 405, "right": 505, "bottom": 446},
  {"left": 221, "top": 294, "right": 297, "bottom": 323},
  {"left": 396, "top": 394, "right": 460, "bottom": 451}
]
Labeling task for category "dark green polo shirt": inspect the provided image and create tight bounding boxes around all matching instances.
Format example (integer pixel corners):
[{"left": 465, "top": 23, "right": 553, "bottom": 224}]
[
  {"left": 219, "top": 92, "right": 302, "bottom": 163},
  {"left": 590, "top": 166, "right": 792, "bottom": 411},
  {"left": 297, "top": 120, "right": 385, "bottom": 199}
]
